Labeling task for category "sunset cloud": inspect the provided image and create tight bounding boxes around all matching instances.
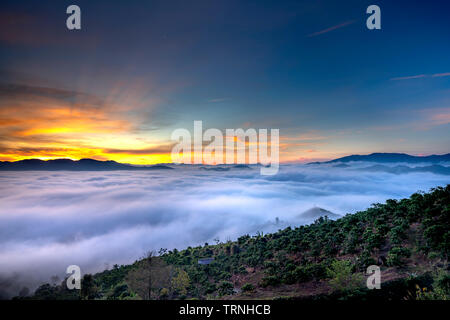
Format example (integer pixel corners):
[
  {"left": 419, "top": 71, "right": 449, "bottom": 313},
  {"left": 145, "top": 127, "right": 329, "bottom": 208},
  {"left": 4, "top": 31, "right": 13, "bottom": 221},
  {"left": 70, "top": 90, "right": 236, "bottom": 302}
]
[
  {"left": 0, "top": 83, "right": 336, "bottom": 164},
  {"left": 103, "top": 144, "right": 176, "bottom": 155},
  {"left": 423, "top": 108, "right": 450, "bottom": 127},
  {"left": 0, "top": 83, "right": 170, "bottom": 163}
]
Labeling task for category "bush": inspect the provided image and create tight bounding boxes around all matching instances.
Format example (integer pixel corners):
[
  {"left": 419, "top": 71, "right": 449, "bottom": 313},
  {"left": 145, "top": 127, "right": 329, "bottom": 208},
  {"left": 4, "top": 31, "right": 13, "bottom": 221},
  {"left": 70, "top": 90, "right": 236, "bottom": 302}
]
[
  {"left": 358, "top": 250, "right": 376, "bottom": 270},
  {"left": 326, "top": 260, "right": 363, "bottom": 292},
  {"left": 80, "top": 274, "right": 99, "bottom": 300},
  {"left": 204, "top": 282, "right": 217, "bottom": 294},
  {"left": 416, "top": 271, "right": 450, "bottom": 300},
  {"left": 32, "top": 284, "right": 58, "bottom": 300},
  {"left": 218, "top": 281, "right": 234, "bottom": 296},
  {"left": 261, "top": 275, "right": 280, "bottom": 287},
  {"left": 386, "top": 247, "right": 411, "bottom": 267},
  {"left": 159, "top": 288, "right": 169, "bottom": 299},
  {"left": 107, "top": 283, "right": 129, "bottom": 300},
  {"left": 241, "top": 283, "right": 255, "bottom": 292},
  {"left": 389, "top": 224, "right": 408, "bottom": 245}
]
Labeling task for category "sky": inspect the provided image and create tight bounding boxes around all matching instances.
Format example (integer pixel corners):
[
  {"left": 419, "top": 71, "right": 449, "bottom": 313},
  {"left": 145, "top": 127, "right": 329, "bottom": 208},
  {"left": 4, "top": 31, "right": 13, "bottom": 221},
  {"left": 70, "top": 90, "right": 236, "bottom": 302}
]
[{"left": 1, "top": 0, "right": 450, "bottom": 164}]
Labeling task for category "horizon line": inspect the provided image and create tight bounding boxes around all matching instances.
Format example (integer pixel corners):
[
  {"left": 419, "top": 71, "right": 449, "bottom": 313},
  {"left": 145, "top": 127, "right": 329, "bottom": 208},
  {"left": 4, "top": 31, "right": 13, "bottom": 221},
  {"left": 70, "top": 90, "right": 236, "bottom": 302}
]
[{"left": 2, "top": 151, "right": 450, "bottom": 166}]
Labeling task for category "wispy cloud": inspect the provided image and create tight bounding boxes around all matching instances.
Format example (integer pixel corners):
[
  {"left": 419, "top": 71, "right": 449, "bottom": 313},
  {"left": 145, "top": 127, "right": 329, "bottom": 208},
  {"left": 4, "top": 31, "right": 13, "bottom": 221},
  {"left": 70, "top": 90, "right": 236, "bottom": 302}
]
[
  {"left": 281, "top": 131, "right": 329, "bottom": 142},
  {"left": 391, "top": 72, "right": 450, "bottom": 81},
  {"left": 420, "top": 107, "right": 450, "bottom": 128},
  {"left": 307, "top": 20, "right": 356, "bottom": 37},
  {"left": 390, "top": 74, "right": 427, "bottom": 81},
  {"left": 432, "top": 72, "right": 450, "bottom": 78},
  {"left": 207, "top": 98, "right": 228, "bottom": 103}
]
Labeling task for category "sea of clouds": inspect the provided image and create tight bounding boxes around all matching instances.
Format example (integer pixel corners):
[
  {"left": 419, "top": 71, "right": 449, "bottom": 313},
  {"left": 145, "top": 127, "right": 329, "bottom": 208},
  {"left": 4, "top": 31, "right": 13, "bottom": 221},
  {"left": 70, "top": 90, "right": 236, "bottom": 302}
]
[{"left": 0, "top": 162, "right": 449, "bottom": 297}]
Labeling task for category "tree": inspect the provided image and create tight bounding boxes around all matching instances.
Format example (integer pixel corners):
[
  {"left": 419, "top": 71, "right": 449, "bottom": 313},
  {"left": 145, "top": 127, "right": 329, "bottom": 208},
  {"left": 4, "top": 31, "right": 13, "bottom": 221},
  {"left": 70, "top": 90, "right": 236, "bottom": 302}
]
[
  {"left": 172, "top": 269, "right": 190, "bottom": 296},
  {"left": 218, "top": 281, "right": 234, "bottom": 296},
  {"left": 126, "top": 251, "right": 174, "bottom": 299},
  {"left": 80, "top": 274, "right": 98, "bottom": 300},
  {"left": 159, "top": 288, "right": 169, "bottom": 299},
  {"left": 326, "top": 260, "right": 363, "bottom": 292},
  {"left": 386, "top": 247, "right": 411, "bottom": 267},
  {"left": 33, "top": 284, "right": 58, "bottom": 300},
  {"left": 241, "top": 283, "right": 255, "bottom": 292}
]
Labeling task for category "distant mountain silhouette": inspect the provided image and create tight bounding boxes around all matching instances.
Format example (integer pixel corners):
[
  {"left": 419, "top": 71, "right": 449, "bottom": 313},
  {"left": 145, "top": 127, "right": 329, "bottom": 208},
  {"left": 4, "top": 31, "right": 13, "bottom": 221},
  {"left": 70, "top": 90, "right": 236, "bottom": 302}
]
[
  {"left": 233, "top": 164, "right": 252, "bottom": 169},
  {"left": 309, "top": 153, "right": 450, "bottom": 164},
  {"left": 198, "top": 164, "right": 252, "bottom": 171},
  {"left": 297, "top": 207, "right": 340, "bottom": 220},
  {"left": 199, "top": 166, "right": 230, "bottom": 171},
  {"left": 0, "top": 158, "right": 173, "bottom": 171}
]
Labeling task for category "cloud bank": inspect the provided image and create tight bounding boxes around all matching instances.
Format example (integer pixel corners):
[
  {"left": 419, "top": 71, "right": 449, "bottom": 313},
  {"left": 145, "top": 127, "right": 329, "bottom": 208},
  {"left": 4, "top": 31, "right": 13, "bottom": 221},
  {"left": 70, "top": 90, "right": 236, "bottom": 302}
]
[{"left": 0, "top": 163, "right": 449, "bottom": 297}]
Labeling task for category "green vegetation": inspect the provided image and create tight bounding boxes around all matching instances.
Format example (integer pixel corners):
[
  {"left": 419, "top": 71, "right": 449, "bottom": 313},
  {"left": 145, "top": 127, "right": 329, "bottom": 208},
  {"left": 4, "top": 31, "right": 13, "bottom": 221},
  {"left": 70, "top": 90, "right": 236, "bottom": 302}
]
[
  {"left": 241, "top": 283, "right": 255, "bottom": 292},
  {"left": 21, "top": 185, "right": 449, "bottom": 300},
  {"left": 326, "top": 260, "right": 363, "bottom": 292},
  {"left": 415, "top": 270, "right": 450, "bottom": 300}
]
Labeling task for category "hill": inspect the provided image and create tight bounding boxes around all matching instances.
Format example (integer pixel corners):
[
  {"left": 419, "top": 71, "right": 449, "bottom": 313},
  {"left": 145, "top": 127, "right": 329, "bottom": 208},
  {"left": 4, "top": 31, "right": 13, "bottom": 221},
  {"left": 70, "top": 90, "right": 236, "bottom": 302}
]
[
  {"left": 21, "top": 185, "right": 450, "bottom": 300},
  {"left": 297, "top": 207, "right": 340, "bottom": 220},
  {"left": 0, "top": 159, "right": 173, "bottom": 171},
  {"left": 309, "top": 153, "right": 450, "bottom": 164}
]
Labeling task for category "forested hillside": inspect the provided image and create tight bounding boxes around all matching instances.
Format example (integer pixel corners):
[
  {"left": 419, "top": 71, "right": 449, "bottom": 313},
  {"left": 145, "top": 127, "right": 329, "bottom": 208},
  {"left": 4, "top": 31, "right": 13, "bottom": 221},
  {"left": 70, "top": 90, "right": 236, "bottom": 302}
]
[{"left": 22, "top": 185, "right": 450, "bottom": 300}]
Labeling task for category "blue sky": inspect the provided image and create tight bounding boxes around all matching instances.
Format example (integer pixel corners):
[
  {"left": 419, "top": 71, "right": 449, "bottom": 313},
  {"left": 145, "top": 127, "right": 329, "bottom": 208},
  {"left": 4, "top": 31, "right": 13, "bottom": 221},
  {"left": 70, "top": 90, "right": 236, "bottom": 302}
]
[{"left": 0, "top": 0, "right": 449, "bottom": 162}]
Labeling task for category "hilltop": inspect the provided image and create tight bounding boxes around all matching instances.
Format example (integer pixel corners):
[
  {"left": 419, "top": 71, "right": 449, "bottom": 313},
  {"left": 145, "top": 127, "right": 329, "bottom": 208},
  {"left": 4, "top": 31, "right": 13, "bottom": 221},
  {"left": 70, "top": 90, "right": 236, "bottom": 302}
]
[{"left": 297, "top": 207, "right": 340, "bottom": 220}]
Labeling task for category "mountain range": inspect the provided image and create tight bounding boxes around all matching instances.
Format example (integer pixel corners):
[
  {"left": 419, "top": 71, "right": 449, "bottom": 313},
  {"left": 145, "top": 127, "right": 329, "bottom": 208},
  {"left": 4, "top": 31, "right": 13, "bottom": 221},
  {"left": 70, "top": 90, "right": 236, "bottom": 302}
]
[
  {"left": 309, "top": 152, "right": 450, "bottom": 164},
  {"left": 1, "top": 152, "right": 450, "bottom": 170},
  {"left": 0, "top": 158, "right": 173, "bottom": 171}
]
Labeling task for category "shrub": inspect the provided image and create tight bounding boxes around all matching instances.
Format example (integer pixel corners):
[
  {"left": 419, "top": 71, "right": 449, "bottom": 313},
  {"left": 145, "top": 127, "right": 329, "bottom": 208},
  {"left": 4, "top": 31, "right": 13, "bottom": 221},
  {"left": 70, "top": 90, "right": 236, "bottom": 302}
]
[
  {"left": 218, "top": 281, "right": 234, "bottom": 296},
  {"left": 204, "top": 282, "right": 217, "bottom": 294},
  {"left": 389, "top": 224, "right": 408, "bottom": 245},
  {"left": 159, "top": 288, "right": 169, "bottom": 299},
  {"left": 358, "top": 250, "right": 376, "bottom": 270},
  {"left": 326, "top": 260, "right": 363, "bottom": 292},
  {"left": 416, "top": 271, "right": 450, "bottom": 300},
  {"left": 260, "top": 275, "right": 280, "bottom": 287},
  {"left": 386, "top": 247, "right": 411, "bottom": 267},
  {"left": 241, "top": 283, "right": 255, "bottom": 292}
]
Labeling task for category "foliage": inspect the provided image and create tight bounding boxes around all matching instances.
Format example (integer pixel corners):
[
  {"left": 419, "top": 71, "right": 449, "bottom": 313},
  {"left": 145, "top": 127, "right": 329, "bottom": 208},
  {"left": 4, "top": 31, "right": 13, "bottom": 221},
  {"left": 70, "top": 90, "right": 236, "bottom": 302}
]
[
  {"left": 416, "top": 270, "right": 450, "bottom": 300},
  {"left": 386, "top": 247, "right": 411, "bottom": 267},
  {"left": 326, "top": 260, "right": 364, "bottom": 292},
  {"left": 172, "top": 269, "right": 190, "bottom": 296},
  {"left": 241, "top": 283, "right": 255, "bottom": 292},
  {"left": 218, "top": 281, "right": 234, "bottom": 296},
  {"left": 126, "top": 252, "right": 174, "bottom": 300},
  {"left": 80, "top": 274, "right": 99, "bottom": 300}
]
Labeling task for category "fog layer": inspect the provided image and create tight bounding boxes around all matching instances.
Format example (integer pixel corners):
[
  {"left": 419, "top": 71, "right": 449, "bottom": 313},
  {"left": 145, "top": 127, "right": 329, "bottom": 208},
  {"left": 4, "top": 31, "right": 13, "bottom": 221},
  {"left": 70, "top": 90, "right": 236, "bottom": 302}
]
[{"left": 0, "top": 163, "right": 448, "bottom": 297}]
